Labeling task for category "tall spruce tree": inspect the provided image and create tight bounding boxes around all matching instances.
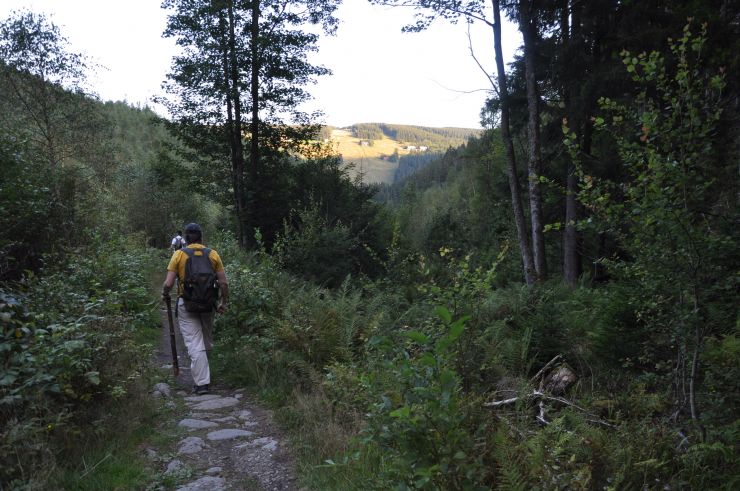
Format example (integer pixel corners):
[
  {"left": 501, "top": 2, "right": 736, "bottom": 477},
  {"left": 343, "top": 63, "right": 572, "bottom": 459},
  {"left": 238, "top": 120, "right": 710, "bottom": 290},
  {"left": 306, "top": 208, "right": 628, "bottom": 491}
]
[{"left": 161, "top": 0, "right": 340, "bottom": 246}]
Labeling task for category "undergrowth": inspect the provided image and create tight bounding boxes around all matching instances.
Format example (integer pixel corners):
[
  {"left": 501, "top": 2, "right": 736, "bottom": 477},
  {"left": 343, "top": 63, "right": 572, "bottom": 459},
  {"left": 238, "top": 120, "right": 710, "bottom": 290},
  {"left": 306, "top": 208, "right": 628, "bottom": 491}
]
[
  {"left": 0, "top": 236, "right": 164, "bottom": 489},
  {"left": 210, "top": 234, "right": 738, "bottom": 490}
]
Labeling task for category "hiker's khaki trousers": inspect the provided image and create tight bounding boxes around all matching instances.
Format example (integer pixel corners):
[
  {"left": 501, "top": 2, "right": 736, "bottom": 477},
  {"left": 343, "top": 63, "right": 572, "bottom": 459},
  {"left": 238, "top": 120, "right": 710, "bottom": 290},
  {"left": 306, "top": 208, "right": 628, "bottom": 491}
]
[{"left": 177, "top": 298, "right": 214, "bottom": 387}]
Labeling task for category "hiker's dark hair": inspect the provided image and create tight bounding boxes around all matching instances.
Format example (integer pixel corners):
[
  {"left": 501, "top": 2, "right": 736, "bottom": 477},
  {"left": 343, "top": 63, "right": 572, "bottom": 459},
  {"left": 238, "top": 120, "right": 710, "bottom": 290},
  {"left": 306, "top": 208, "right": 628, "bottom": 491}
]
[
  {"left": 184, "top": 223, "right": 203, "bottom": 244},
  {"left": 177, "top": 230, "right": 182, "bottom": 235}
]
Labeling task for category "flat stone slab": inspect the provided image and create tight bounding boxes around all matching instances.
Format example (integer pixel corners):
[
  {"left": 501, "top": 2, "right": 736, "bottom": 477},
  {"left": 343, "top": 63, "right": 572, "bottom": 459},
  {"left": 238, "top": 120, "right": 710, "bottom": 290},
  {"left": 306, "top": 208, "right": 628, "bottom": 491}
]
[
  {"left": 240, "top": 436, "right": 278, "bottom": 452},
  {"left": 191, "top": 397, "right": 241, "bottom": 411},
  {"left": 176, "top": 476, "right": 225, "bottom": 491},
  {"left": 178, "top": 436, "right": 208, "bottom": 455},
  {"left": 206, "top": 428, "right": 254, "bottom": 441},
  {"left": 179, "top": 418, "right": 219, "bottom": 430},
  {"left": 236, "top": 409, "right": 252, "bottom": 420},
  {"left": 164, "top": 459, "right": 186, "bottom": 476},
  {"left": 184, "top": 394, "right": 221, "bottom": 403},
  {"left": 189, "top": 411, "right": 219, "bottom": 419},
  {"left": 205, "top": 466, "right": 222, "bottom": 476},
  {"left": 212, "top": 416, "right": 237, "bottom": 423},
  {"left": 153, "top": 382, "right": 171, "bottom": 397}
]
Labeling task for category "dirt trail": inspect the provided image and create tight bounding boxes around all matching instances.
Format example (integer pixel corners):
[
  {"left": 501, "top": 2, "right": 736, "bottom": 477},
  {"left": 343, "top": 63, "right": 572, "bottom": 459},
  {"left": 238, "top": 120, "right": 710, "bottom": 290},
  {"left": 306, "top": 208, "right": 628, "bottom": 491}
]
[{"left": 145, "top": 305, "right": 300, "bottom": 491}]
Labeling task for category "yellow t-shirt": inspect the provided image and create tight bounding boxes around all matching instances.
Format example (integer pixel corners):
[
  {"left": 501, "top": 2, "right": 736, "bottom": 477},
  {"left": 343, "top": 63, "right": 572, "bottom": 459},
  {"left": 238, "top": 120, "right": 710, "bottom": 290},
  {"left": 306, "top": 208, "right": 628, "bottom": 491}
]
[{"left": 167, "top": 244, "right": 225, "bottom": 296}]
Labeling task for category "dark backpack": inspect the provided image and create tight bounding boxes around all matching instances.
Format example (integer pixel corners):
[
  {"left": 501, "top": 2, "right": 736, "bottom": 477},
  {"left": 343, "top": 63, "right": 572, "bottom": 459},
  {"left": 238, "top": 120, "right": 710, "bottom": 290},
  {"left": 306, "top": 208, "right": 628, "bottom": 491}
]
[
  {"left": 174, "top": 236, "right": 183, "bottom": 250},
  {"left": 181, "top": 247, "right": 219, "bottom": 313}
]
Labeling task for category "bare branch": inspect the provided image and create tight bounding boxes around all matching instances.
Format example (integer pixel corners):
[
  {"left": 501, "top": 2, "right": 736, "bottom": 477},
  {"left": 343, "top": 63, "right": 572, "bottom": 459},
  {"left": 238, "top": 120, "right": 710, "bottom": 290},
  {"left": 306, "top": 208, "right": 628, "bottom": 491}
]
[
  {"left": 537, "top": 399, "right": 548, "bottom": 425},
  {"left": 485, "top": 394, "right": 522, "bottom": 407},
  {"left": 370, "top": 0, "right": 494, "bottom": 28},
  {"left": 429, "top": 78, "right": 491, "bottom": 95},
  {"left": 485, "top": 389, "right": 617, "bottom": 429},
  {"left": 466, "top": 21, "right": 497, "bottom": 94}
]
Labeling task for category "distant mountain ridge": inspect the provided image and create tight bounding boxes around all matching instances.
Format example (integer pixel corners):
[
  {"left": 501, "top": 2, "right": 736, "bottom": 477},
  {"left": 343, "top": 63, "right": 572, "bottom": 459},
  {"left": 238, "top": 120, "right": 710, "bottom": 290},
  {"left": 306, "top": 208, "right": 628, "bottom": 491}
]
[{"left": 322, "top": 123, "right": 481, "bottom": 184}]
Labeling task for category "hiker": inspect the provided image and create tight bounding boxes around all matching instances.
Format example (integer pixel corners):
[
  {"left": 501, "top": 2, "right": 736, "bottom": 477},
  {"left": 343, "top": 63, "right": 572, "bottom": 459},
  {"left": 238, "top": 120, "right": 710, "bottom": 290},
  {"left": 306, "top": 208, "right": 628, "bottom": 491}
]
[
  {"left": 170, "top": 230, "right": 184, "bottom": 251},
  {"left": 161, "top": 223, "right": 229, "bottom": 395}
]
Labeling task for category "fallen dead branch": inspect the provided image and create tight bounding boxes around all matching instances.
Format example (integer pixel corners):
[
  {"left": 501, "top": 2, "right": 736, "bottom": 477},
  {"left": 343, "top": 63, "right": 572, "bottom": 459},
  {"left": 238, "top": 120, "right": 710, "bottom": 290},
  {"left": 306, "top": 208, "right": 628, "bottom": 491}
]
[
  {"left": 486, "top": 395, "right": 523, "bottom": 407},
  {"left": 485, "top": 355, "right": 616, "bottom": 429},
  {"left": 484, "top": 389, "right": 615, "bottom": 428}
]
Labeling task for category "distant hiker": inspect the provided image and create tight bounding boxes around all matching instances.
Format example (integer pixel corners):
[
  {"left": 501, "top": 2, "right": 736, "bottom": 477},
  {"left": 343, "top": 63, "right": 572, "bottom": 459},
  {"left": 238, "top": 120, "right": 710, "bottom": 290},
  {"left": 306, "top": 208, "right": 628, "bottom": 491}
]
[
  {"left": 170, "top": 231, "right": 185, "bottom": 251},
  {"left": 162, "top": 223, "right": 229, "bottom": 395}
]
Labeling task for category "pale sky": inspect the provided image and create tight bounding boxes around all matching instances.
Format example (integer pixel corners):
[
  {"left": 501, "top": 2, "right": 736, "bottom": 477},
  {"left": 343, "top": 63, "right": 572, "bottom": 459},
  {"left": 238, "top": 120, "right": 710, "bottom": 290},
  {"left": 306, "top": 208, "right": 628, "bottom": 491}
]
[{"left": 0, "top": 0, "right": 521, "bottom": 129}]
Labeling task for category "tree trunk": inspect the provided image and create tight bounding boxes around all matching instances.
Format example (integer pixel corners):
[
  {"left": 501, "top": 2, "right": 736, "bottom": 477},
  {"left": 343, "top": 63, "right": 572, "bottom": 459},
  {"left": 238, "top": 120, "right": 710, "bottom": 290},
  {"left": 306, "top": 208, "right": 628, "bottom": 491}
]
[
  {"left": 225, "top": 0, "right": 250, "bottom": 247},
  {"left": 217, "top": 4, "right": 247, "bottom": 247},
  {"left": 492, "top": 0, "right": 536, "bottom": 286},
  {"left": 561, "top": 0, "right": 580, "bottom": 286},
  {"left": 520, "top": 1, "right": 547, "bottom": 281},
  {"left": 247, "top": 0, "right": 261, "bottom": 248}
]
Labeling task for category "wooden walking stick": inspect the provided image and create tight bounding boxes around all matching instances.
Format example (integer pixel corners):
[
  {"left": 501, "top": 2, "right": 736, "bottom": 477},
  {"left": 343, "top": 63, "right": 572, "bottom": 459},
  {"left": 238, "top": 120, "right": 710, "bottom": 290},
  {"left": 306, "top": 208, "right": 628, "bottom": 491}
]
[{"left": 164, "top": 294, "right": 179, "bottom": 376}]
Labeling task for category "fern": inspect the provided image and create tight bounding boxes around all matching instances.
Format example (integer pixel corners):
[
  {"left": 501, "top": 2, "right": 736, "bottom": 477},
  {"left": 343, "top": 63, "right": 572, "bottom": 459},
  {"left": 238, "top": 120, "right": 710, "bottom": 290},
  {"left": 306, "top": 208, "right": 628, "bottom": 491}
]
[
  {"left": 491, "top": 430, "right": 531, "bottom": 491},
  {"left": 498, "top": 464, "right": 529, "bottom": 491}
]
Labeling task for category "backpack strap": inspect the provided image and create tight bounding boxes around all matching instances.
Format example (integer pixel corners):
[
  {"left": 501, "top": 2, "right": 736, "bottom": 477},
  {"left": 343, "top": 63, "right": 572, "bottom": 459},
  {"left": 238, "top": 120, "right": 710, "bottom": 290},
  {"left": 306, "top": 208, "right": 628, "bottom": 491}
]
[
  {"left": 178, "top": 248, "right": 195, "bottom": 310},
  {"left": 182, "top": 247, "right": 194, "bottom": 281},
  {"left": 182, "top": 247, "right": 210, "bottom": 257}
]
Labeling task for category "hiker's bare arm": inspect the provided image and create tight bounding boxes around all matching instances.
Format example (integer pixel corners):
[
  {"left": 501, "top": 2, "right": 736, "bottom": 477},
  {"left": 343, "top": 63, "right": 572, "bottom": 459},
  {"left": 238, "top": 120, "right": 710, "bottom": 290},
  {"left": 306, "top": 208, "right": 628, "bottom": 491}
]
[
  {"left": 217, "top": 270, "right": 229, "bottom": 313},
  {"left": 162, "top": 271, "right": 177, "bottom": 298}
]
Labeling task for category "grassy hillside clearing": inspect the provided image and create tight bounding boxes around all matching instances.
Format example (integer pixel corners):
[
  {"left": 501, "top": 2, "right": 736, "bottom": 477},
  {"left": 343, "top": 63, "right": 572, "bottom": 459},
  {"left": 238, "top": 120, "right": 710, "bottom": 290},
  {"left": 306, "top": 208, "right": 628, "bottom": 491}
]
[
  {"left": 327, "top": 128, "right": 399, "bottom": 184},
  {"left": 329, "top": 127, "right": 453, "bottom": 184}
]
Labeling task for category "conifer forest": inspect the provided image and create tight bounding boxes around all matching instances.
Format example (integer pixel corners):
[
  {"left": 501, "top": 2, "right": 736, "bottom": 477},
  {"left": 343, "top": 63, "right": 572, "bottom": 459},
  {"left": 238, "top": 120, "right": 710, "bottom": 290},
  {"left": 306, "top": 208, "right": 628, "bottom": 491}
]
[{"left": 1, "top": 1, "right": 738, "bottom": 489}]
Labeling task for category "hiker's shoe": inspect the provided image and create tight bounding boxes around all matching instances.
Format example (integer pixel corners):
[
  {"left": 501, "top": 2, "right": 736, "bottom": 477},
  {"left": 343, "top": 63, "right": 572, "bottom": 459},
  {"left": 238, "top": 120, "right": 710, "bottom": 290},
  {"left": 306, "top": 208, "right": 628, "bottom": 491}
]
[{"left": 192, "top": 384, "right": 210, "bottom": 395}]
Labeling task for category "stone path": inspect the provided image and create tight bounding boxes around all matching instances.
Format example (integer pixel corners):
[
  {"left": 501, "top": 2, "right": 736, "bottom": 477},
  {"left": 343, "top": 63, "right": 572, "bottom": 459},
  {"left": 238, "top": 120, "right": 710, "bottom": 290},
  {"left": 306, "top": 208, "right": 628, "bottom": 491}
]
[
  {"left": 148, "top": 384, "right": 298, "bottom": 490},
  {"left": 146, "top": 306, "right": 300, "bottom": 490}
]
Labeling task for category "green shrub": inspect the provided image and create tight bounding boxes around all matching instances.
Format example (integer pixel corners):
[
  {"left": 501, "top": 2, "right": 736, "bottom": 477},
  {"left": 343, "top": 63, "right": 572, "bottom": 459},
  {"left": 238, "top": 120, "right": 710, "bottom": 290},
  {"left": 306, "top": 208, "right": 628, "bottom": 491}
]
[
  {"left": 342, "top": 308, "right": 490, "bottom": 490},
  {"left": 0, "top": 238, "right": 159, "bottom": 486},
  {"left": 273, "top": 204, "right": 358, "bottom": 288}
]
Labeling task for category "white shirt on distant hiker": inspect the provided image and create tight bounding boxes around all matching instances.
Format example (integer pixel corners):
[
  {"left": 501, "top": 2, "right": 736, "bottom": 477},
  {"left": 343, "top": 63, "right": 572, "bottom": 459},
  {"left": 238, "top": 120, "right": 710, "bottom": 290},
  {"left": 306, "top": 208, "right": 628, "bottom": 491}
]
[{"left": 171, "top": 231, "right": 185, "bottom": 251}]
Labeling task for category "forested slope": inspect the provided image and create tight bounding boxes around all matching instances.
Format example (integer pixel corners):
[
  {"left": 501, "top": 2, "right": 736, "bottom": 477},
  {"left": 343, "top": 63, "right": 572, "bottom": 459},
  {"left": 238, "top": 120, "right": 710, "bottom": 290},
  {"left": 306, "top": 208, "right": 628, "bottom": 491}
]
[
  {"left": 2, "top": 2, "right": 739, "bottom": 490},
  {"left": 351, "top": 122, "right": 480, "bottom": 150}
]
